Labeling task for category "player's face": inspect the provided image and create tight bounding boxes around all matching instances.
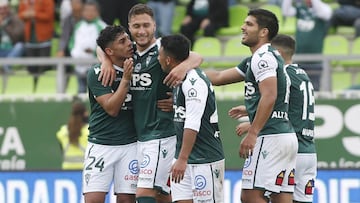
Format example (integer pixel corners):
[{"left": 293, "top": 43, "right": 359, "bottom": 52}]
[
  {"left": 128, "top": 14, "right": 156, "bottom": 50},
  {"left": 241, "top": 15, "right": 262, "bottom": 48},
  {"left": 108, "top": 33, "right": 133, "bottom": 59},
  {"left": 158, "top": 46, "right": 170, "bottom": 73}
]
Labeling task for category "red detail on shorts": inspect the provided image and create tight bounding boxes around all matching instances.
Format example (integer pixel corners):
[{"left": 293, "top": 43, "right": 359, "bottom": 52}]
[
  {"left": 288, "top": 169, "right": 295, "bottom": 185},
  {"left": 305, "top": 179, "right": 315, "bottom": 195},
  {"left": 167, "top": 176, "right": 171, "bottom": 187},
  {"left": 275, "top": 171, "right": 285, "bottom": 186}
]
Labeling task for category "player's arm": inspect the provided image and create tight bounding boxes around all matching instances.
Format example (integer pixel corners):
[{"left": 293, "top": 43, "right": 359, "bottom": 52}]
[
  {"left": 157, "top": 92, "right": 173, "bottom": 112},
  {"left": 205, "top": 67, "right": 245, "bottom": 86},
  {"left": 95, "top": 58, "right": 133, "bottom": 117},
  {"left": 171, "top": 128, "right": 197, "bottom": 183},
  {"left": 96, "top": 46, "right": 116, "bottom": 86},
  {"left": 163, "top": 51, "right": 203, "bottom": 87}
]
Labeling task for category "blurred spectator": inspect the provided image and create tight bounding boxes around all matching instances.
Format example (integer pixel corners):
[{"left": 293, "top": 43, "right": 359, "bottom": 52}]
[
  {"left": 329, "top": 0, "right": 360, "bottom": 38},
  {"left": 59, "top": 0, "right": 71, "bottom": 27},
  {"left": 18, "top": 0, "right": 55, "bottom": 92},
  {"left": 56, "top": 96, "right": 89, "bottom": 170},
  {"left": 180, "top": 0, "right": 228, "bottom": 46},
  {"left": 147, "top": 0, "right": 175, "bottom": 37},
  {"left": 0, "top": 0, "right": 24, "bottom": 74},
  {"left": 97, "top": 0, "right": 138, "bottom": 27},
  {"left": 69, "top": 0, "right": 106, "bottom": 94},
  {"left": 56, "top": 0, "right": 83, "bottom": 91},
  {"left": 282, "top": 0, "right": 332, "bottom": 91}
]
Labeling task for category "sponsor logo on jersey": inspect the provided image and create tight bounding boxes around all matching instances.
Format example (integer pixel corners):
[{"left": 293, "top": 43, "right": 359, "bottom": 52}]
[
  {"left": 85, "top": 173, "right": 91, "bottom": 185},
  {"left": 258, "top": 60, "right": 268, "bottom": 69},
  {"left": 275, "top": 170, "right": 285, "bottom": 186},
  {"left": 187, "top": 88, "right": 197, "bottom": 98},
  {"left": 189, "top": 78, "right": 197, "bottom": 85},
  {"left": 214, "top": 169, "right": 220, "bottom": 178}
]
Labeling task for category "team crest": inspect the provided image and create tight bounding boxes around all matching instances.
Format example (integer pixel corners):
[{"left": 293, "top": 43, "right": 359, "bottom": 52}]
[
  {"left": 85, "top": 173, "right": 91, "bottom": 185},
  {"left": 134, "top": 63, "right": 141, "bottom": 72}
]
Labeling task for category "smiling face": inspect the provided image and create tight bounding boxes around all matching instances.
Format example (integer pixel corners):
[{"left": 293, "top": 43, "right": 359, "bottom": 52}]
[
  {"left": 128, "top": 13, "right": 156, "bottom": 52},
  {"left": 241, "top": 15, "right": 261, "bottom": 47}
]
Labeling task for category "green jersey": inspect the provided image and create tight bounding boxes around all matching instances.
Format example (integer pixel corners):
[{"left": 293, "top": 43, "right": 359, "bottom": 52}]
[
  {"left": 87, "top": 64, "right": 137, "bottom": 145},
  {"left": 244, "top": 44, "right": 294, "bottom": 136},
  {"left": 286, "top": 64, "right": 316, "bottom": 153},
  {"left": 295, "top": 3, "right": 328, "bottom": 54},
  {"left": 131, "top": 41, "right": 175, "bottom": 141},
  {"left": 173, "top": 68, "right": 224, "bottom": 164}
]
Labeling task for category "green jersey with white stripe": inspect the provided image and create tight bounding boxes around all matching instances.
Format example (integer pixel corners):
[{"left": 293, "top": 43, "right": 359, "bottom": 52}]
[
  {"left": 286, "top": 64, "right": 316, "bottom": 153},
  {"left": 173, "top": 68, "right": 224, "bottom": 164},
  {"left": 87, "top": 64, "right": 137, "bottom": 145},
  {"left": 244, "top": 44, "right": 294, "bottom": 136},
  {"left": 131, "top": 41, "right": 175, "bottom": 141}
]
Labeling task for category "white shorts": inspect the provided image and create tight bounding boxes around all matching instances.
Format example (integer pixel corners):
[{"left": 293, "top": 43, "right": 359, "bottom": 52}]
[
  {"left": 137, "top": 136, "right": 176, "bottom": 194},
  {"left": 82, "top": 142, "right": 138, "bottom": 194},
  {"left": 171, "top": 159, "right": 225, "bottom": 203},
  {"left": 294, "top": 153, "right": 317, "bottom": 202},
  {"left": 241, "top": 133, "right": 298, "bottom": 194}
]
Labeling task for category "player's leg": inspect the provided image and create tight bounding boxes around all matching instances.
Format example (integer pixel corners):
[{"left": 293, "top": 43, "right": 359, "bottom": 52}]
[
  {"left": 83, "top": 143, "right": 118, "bottom": 203},
  {"left": 114, "top": 142, "right": 138, "bottom": 203},
  {"left": 136, "top": 136, "right": 176, "bottom": 203},
  {"left": 292, "top": 153, "right": 317, "bottom": 203}
]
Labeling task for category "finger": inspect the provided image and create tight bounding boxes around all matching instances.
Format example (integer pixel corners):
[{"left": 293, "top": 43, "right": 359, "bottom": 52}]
[{"left": 98, "top": 71, "right": 103, "bottom": 82}]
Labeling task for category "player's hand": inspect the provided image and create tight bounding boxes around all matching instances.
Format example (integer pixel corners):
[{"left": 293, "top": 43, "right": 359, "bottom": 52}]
[
  {"left": 98, "top": 58, "right": 116, "bottom": 87},
  {"left": 236, "top": 122, "right": 251, "bottom": 136},
  {"left": 228, "top": 105, "right": 248, "bottom": 119},
  {"left": 163, "top": 65, "right": 186, "bottom": 88},
  {"left": 157, "top": 92, "right": 173, "bottom": 112},
  {"left": 239, "top": 132, "right": 256, "bottom": 159},
  {"left": 123, "top": 58, "right": 134, "bottom": 81},
  {"left": 171, "top": 159, "right": 187, "bottom": 183}
]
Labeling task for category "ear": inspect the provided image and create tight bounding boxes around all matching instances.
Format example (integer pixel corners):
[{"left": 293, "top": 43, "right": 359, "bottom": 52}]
[
  {"left": 260, "top": 28, "right": 269, "bottom": 38},
  {"left": 104, "top": 47, "right": 113, "bottom": 56},
  {"left": 166, "top": 55, "right": 172, "bottom": 66}
]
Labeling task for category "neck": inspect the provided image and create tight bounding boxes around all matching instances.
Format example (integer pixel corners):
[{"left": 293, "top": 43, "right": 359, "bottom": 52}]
[
  {"left": 136, "top": 38, "right": 156, "bottom": 52},
  {"left": 111, "top": 57, "right": 125, "bottom": 68}
]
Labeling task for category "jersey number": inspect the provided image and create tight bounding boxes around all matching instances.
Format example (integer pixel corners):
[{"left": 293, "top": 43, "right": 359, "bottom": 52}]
[
  {"left": 300, "top": 81, "right": 315, "bottom": 120},
  {"left": 85, "top": 156, "right": 105, "bottom": 172}
]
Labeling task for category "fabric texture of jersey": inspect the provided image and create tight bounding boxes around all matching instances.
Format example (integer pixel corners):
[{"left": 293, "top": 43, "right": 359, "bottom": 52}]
[
  {"left": 131, "top": 40, "right": 175, "bottom": 141},
  {"left": 87, "top": 64, "right": 137, "bottom": 145},
  {"left": 286, "top": 64, "right": 316, "bottom": 153},
  {"left": 243, "top": 43, "right": 294, "bottom": 136},
  {"left": 173, "top": 68, "right": 224, "bottom": 164}
]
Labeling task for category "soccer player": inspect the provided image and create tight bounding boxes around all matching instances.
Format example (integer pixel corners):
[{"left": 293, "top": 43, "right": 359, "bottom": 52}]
[
  {"left": 191, "top": 9, "right": 298, "bottom": 203},
  {"left": 97, "top": 4, "right": 202, "bottom": 203},
  {"left": 83, "top": 25, "right": 138, "bottom": 203},
  {"left": 158, "top": 34, "right": 225, "bottom": 202},
  {"left": 231, "top": 34, "right": 317, "bottom": 203}
]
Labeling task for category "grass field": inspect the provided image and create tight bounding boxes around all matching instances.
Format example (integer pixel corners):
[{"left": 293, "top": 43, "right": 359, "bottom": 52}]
[{"left": 0, "top": 69, "right": 359, "bottom": 97}]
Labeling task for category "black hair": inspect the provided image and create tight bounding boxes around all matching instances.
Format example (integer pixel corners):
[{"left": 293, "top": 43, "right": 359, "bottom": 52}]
[
  {"left": 96, "top": 25, "right": 127, "bottom": 51},
  {"left": 160, "top": 34, "right": 190, "bottom": 62},
  {"left": 271, "top": 34, "right": 296, "bottom": 57},
  {"left": 248, "top": 9, "right": 279, "bottom": 41}
]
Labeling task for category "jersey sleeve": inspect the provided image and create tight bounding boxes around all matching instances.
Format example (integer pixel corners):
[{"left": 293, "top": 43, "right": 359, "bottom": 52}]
[
  {"left": 182, "top": 70, "right": 208, "bottom": 132},
  {"left": 236, "top": 57, "right": 251, "bottom": 76},
  {"left": 87, "top": 65, "right": 114, "bottom": 97},
  {"left": 251, "top": 52, "right": 278, "bottom": 83}
]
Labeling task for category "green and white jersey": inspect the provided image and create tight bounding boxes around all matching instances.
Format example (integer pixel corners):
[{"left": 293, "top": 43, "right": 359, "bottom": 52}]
[
  {"left": 87, "top": 64, "right": 137, "bottom": 145},
  {"left": 236, "top": 56, "right": 252, "bottom": 76},
  {"left": 286, "top": 64, "right": 316, "bottom": 153},
  {"left": 131, "top": 40, "right": 175, "bottom": 142},
  {"left": 244, "top": 43, "right": 294, "bottom": 136},
  {"left": 294, "top": 3, "right": 328, "bottom": 54},
  {"left": 173, "top": 68, "right": 224, "bottom": 164}
]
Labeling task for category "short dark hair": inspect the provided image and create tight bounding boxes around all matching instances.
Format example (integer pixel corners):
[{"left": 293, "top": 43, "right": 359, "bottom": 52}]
[
  {"left": 97, "top": 25, "right": 127, "bottom": 51},
  {"left": 84, "top": 0, "right": 100, "bottom": 11},
  {"left": 160, "top": 34, "right": 190, "bottom": 63},
  {"left": 128, "top": 3, "right": 155, "bottom": 21},
  {"left": 248, "top": 9, "right": 279, "bottom": 41},
  {"left": 271, "top": 34, "right": 296, "bottom": 57}
]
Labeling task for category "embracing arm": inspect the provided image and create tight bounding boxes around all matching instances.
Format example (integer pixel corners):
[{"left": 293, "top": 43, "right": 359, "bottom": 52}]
[
  {"left": 205, "top": 67, "right": 244, "bottom": 86},
  {"left": 163, "top": 51, "right": 203, "bottom": 87},
  {"left": 96, "top": 46, "right": 116, "bottom": 86}
]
